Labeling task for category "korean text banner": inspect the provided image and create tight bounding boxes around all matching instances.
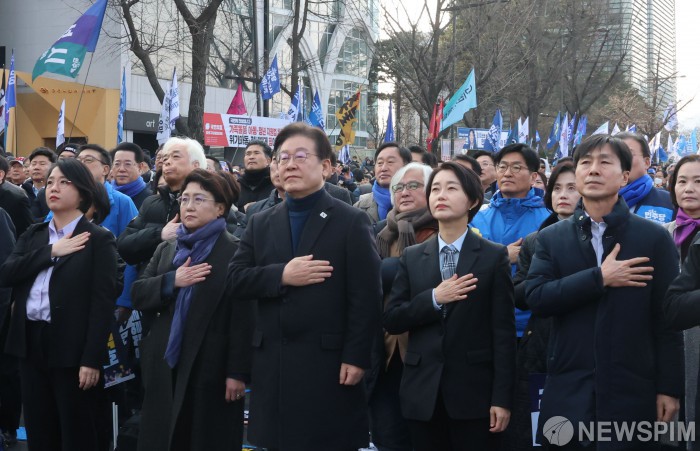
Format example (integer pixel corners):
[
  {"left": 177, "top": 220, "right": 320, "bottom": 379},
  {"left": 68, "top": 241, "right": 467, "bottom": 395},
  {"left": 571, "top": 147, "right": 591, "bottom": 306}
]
[{"left": 203, "top": 113, "right": 292, "bottom": 147}]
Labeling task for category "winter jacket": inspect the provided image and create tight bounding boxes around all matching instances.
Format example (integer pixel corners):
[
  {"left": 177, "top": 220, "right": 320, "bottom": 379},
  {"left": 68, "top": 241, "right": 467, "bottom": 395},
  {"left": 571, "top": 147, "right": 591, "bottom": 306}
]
[{"left": 630, "top": 185, "right": 675, "bottom": 224}]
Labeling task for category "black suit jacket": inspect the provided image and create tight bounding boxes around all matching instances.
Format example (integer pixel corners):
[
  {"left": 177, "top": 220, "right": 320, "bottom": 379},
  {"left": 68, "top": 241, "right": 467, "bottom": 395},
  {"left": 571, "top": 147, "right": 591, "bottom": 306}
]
[
  {"left": 383, "top": 230, "right": 516, "bottom": 421},
  {"left": 0, "top": 181, "right": 34, "bottom": 237},
  {"left": 227, "top": 189, "right": 382, "bottom": 451},
  {"left": 0, "top": 216, "right": 119, "bottom": 368}
]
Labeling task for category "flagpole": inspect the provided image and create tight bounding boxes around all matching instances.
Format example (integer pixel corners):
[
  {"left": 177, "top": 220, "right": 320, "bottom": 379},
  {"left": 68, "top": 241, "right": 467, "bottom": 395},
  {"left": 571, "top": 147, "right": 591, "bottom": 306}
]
[{"left": 68, "top": 53, "right": 95, "bottom": 142}]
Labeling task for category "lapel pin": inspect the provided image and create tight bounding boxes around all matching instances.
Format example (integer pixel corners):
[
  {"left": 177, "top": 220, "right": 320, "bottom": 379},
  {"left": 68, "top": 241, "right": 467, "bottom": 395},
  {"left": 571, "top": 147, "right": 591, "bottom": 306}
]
[{"left": 320, "top": 212, "right": 327, "bottom": 218}]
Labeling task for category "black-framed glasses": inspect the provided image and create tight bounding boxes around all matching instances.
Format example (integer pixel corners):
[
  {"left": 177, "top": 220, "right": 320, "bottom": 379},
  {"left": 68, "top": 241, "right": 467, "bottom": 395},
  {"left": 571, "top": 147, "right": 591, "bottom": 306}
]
[
  {"left": 277, "top": 151, "right": 317, "bottom": 165},
  {"left": 496, "top": 162, "right": 526, "bottom": 174},
  {"left": 392, "top": 181, "right": 424, "bottom": 193}
]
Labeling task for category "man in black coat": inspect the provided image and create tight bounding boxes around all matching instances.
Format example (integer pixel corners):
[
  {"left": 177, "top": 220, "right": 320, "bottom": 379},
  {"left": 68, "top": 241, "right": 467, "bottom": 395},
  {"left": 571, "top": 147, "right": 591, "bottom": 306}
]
[
  {"left": 228, "top": 123, "right": 381, "bottom": 451},
  {"left": 0, "top": 156, "right": 33, "bottom": 237},
  {"left": 526, "top": 135, "right": 684, "bottom": 450},
  {"left": 21, "top": 148, "right": 55, "bottom": 222},
  {"left": 236, "top": 140, "right": 274, "bottom": 212}
]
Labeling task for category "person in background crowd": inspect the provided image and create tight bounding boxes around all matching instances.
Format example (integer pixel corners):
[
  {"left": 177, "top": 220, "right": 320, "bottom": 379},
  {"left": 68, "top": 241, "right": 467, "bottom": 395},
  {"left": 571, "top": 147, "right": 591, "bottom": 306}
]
[
  {"left": 140, "top": 150, "right": 155, "bottom": 185},
  {"left": 236, "top": 140, "right": 274, "bottom": 212},
  {"left": 0, "top": 156, "right": 34, "bottom": 237},
  {"left": 0, "top": 207, "right": 18, "bottom": 446},
  {"left": 154, "top": 144, "right": 165, "bottom": 173},
  {"left": 56, "top": 143, "right": 78, "bottom": 160},
  {"left": 205, "top": 155, "right": 220, "bottom": 173},
  {"left": 617, "top": 132, "right": 674, "bottom": 224},
  {"left": 369, "top": 162, "right": 437, "bottom": 451},
  {"left": 22, "top": 157, "right": 31, "bottom": 180},
  {"left": 664, "top": 163, "right": 677, "bottom": 191},
  {"left": 111, "top": 142, "right": 153, "bottom": 209},
  {"left": 454, "top": 154, "right": 483, "bottom": 176},
  {"left": 504, "top": 162, "right": 579, "bottom": 451},
  {"left": 384, "top": 162, "right": 515, "bottom": 450},
  {"left": 409, "top": 145, "right": 427, "bottom": 163},
  {"left": 662, "top": 154, "right": 700, "bottom": 433},
  {"left": 118, "top": 137, "right": 207, "bottom": 278},
  {"left": 526, "top": 135, "right": 683, "bottom": 450},
  {"left": 471, "top": 143, "right": 550, "bottom": 339},
  {"left": 132, "top": 169, "right": 252, "bottom": 451},
  {"left": 473, "top": 150, "right": 498, "bottom": 202},
  {"left": 0, "top": 158, "right": 118, "bottom": 451},
  {"left": 355, "top": 142, "right": 412, "bottom": 223},
  {"left": 7, "top": 157, "right": 26, "bottom": 186},
  {"left": 533, "top": 171, "right": 547, "bottom": 194},
  {"left": 22, "top": 147, "right": 56, "bottom": 221},
  {"left": 228, "top": 122, "right": 381, "bottom": 451},
  {"left": 421, "top": 152, "right": 439, "bottom": 168},
  {"left": 353, "top": 169, "right": 372, "bottom": 199},
  {"left": 338, "top": 166, "right": 358, "bottom": 202}
]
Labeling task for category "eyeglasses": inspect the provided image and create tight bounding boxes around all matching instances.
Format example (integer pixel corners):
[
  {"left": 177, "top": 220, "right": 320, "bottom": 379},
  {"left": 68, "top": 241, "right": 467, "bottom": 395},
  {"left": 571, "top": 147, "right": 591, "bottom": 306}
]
[
  {"left": 479, "top": 162, "right": 495, "bottom": 168},
  {"left": 496, "top": 162, "right": 526, "bottom": 174},
  {"left": 277, "top": 151, "right": 317, "bottom": 165},
  {"left": 179, "top": 195, "right": 216, "bottom": 207},
  {"left": 78, "top": 155, "right": 109, "bottom": 166},
  {"left": 392, "top": 181, "right": 424, "bottom": 193},
  {"left": 46, "top": 179, "right": 72, "bottom": 189},
  {"left": 113, "top": 161, "right": 137, "bottom": 170}
]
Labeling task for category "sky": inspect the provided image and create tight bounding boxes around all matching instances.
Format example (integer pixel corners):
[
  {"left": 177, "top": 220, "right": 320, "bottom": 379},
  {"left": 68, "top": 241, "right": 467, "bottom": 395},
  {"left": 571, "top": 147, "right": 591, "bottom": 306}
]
[
  {"left": 675, "top": 0, "right": 700, "bottom": 129},
  {"left": 378, "top": 0, "right": 700, "bottom": 130}
]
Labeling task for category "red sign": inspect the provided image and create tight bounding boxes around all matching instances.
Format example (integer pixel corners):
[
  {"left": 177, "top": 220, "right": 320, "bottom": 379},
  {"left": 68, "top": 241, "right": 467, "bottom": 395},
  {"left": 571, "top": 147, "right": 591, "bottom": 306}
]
[{"left": 203, "top": 113, "right": 291, "bottom": 147}]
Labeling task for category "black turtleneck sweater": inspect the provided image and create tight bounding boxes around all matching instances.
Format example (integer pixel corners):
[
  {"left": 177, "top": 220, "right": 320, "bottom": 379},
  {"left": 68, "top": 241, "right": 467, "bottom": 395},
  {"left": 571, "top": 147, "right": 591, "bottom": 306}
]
[
  {"left": 237, "top": 166, "right": 274, "bottom": 210},
  {"left": 287, "top": 188, "right": 325, "bottom": 254}
]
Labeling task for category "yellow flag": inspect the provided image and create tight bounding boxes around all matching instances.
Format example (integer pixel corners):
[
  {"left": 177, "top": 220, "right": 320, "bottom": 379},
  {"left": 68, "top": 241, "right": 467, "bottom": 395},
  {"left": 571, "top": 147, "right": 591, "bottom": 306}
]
[{"left": 335, "top": 90, "right": 360, "bottom": 149}]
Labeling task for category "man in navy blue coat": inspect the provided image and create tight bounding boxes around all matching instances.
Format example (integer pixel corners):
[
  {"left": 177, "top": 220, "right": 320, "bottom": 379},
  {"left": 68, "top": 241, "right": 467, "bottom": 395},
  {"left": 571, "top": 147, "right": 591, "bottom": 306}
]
[{"left": 526, "top": 135, "right": 683, "bottom": 450}]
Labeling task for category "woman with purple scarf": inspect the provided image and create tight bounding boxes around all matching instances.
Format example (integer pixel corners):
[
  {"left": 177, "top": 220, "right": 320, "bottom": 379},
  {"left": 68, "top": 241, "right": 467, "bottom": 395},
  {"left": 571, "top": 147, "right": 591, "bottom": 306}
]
[
  {"left": 664, "top": 154, "right": 700, "bottom": 439},
  {"left": 132, "top": 169, "right": 252, "bottom": 451}
]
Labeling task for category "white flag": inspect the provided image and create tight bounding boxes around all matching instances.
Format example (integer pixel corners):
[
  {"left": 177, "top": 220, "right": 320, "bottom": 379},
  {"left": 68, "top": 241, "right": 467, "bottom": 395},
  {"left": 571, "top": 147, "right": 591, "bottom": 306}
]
[
  {"left": 557, "top": 113, "right": 569, "bottom": 159},
  {"left": 519, "top": 117, "right": 529, "bottom": 143},
  {"left": 611, "top": 123, "right": 621, "bottom": 135},
  {"left": 168, "top": 68, "right": 180, "bottom": 132},
  {"left": 56, "top": 99, "right": 65, "bottom": 148},
  {"left": 156, "top": 82, "right": 172, "bottom": 145},
  {"left": 591, "top": 122, "right": 609, "bottom": 136}
]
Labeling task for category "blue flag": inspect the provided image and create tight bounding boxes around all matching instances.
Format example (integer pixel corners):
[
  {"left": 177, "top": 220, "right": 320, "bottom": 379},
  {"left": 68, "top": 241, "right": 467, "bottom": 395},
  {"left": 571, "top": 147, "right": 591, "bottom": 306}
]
[
  {"left": 385, "top": 100, "right": 395, "bottom": 143},
  {"left": 117, "top": 67, "right": 126, "bottom": 144},
  {"left": 260, "top": 55, "right": 281, "bottom": 100},
  {"left": 574, "top": 115, "right": 587, "bottom": 145},
  {"left": 677, "top": 134, "right": 689, "bottom": 156},
  {"left": 440, "top": 69, "right": 477, "bottom": 131},
  {"left": 628, "top": 124, "right": 637, "bottom": 133},
  {"left": 567, "top": 113, "right": 577, "bottom": 145},
  {"left": 484, "top": 109, "right": 503, "bottom": 152},
  {"left": 692, "top": 129, "right": 698, "bottom": 155},
  {"left": 506, "top": 125, "right": 518, "bottom": 145},
  {"left": 535, "top": 131, "right": 541, "bottom": 143},
  {"left": 546, "top": 112, "right": 561, "bottom": 149},
  {"left": 287, "top": 83, "right": 304, "bottom": 122},
  {"left": 307, "top": 90, "right": 325, "bottom": 130},
  {"left": 32, "top": 0, "right": 107, "bottom": 80},
  {"left": 5, "top": 51, "right": 15, "bottom": 128}
]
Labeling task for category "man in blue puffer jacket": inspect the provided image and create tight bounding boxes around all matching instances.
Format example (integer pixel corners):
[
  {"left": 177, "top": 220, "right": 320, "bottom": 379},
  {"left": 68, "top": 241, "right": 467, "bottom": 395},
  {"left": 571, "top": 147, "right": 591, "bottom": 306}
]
[{"left": 471, "top": 143, "right": 550, "bottom": 337}]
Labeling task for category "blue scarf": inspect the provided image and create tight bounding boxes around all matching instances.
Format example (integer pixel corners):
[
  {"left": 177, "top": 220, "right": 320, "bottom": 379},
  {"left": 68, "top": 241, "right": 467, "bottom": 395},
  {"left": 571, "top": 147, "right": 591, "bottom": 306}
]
[
  {"left": 372, "top": 181, "right": 392, "bottom": 221},
  {"left": 164, "top": 217, "right": 226, "bottom": 368},
  {"left": 619, "top": 175, "right": 653, "bottom": 209},
  {"left": 112, "top": 177, "right": 148, "bottom": 198}
]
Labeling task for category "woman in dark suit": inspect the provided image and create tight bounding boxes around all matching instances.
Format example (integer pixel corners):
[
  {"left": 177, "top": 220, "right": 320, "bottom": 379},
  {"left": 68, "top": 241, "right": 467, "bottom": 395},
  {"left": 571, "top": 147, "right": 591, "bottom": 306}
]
[
  {"left": 0, "top": 158, "right": 119, "bottom": 451},
  {"left": 384, "top": 162, "right": 516, "bottom": 451},
  {"left": 132, "top": 169, "right": 252, "bottom": 451}
]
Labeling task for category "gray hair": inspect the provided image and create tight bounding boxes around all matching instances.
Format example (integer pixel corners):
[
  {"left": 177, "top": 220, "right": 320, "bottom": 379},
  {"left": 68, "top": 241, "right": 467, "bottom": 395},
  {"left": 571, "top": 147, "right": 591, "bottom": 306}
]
[
  {"left": 162, "top": 137, "right": 207, "bottom": 169},
  {"left": 390, "top": 162, "right": 433, "bottom": 206}
]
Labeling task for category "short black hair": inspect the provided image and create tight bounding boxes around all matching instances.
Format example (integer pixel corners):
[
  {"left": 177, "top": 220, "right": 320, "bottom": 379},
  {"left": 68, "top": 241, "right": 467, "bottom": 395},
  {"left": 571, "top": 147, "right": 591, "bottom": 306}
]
[
  {"left": 542, "top": 163, "right": 574, "bottom": 210},
  {"left": 422, "top": 152, "right": 439, "bottom": 168},
  {"left": 78, "top": 144, "right": 112, "bottom": 166},
  {"left": 56, "top": 142, "right": 79, "bottom": 157},
  {"left": 29, "top": 147, "right": 57, "bottom": 163},
  {"left": 556, "top": 156, "right": 574, "bottom": 165},
  {"left": 274, "top": 122, "right": 333, "bottom": 161},
  {"left": 453, "top": 154, "right": 483, "bottom": 176},
  {"left": 495, "top": 144, "right": 540, "bottom": 173},
  {"left": 472, "top": 150, "right": 496, "bottom": 164},
  {"left": 48, "top": 158, "right": 103, "bottom": 214},
  {"left": 669, "top": 155, "right": 700, "bottom": 208},
  {"left": 573, "top": 135, "right": 632, "bottom": 172},
  {"left": 616, "top": 132, "right": 651, "bottom": 159},
  {"left": 206, "top": 155, "right": 221, "bottom": 167},
  {"left": 246, "top": 140, "right": 273, "bottom": 159},
  {"left": 409, "top": 145, "right": 426, "bottom": 156},
  {"left": 0, "top": 156, "right": 8, "bottom": 176},
  {"left": 111, "top": 142, "right": 146, "bottom": 164},
  {"left": 90, "top": 182, "right": 111, "bottom": 225},
  {"left": 374, "top": 142, "right": 412, "bottom": 164},
  {"left": 426, "top": 161, "right": 484, "bottom": 222}
]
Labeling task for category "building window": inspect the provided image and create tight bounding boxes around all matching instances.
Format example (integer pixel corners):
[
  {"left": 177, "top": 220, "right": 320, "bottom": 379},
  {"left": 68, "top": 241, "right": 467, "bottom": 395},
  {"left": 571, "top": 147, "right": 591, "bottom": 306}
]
[
  {"left": 326, "top": 79, "right": 368, "bottom": 134},
  {"left": 335, "top": 28, "right": 371, "bottom": 78}
]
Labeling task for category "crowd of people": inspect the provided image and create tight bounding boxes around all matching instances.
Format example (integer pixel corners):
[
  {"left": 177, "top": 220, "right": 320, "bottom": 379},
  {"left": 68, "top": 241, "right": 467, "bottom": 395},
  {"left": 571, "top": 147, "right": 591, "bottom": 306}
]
[{"left": 0, "top": 124, "right": 699, "bottom": 451}]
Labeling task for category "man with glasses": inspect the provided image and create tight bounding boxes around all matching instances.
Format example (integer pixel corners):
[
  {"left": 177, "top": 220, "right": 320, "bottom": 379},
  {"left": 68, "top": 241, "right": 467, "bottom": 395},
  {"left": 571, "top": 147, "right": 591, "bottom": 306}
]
[
  {"left": 229, "top": 122, "right": 381, "bottom": 451},
  {"left": 471, "top": 143, "right": 550, "bottom": 338},
  {"left": 616, "top": 132, "right": 674, "bottom": 224},
  {"left": 21, "top": 147, "right": 56, "bottom": 221},
  {"left": 110, "top": 142, "right": 152, "bottom": 209}
]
